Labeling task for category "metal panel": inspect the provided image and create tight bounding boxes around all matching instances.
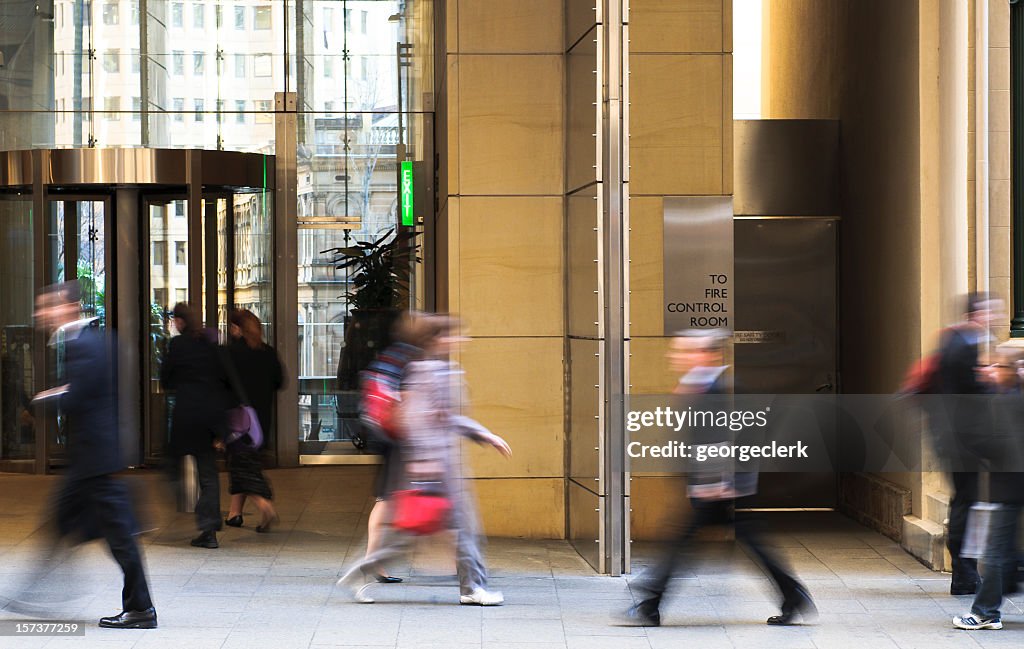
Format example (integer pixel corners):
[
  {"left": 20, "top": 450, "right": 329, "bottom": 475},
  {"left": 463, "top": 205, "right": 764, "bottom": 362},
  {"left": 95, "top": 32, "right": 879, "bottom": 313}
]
[
  {"left": 568, "top": 478, "right": 603, "bottom": 572},
  {"left": 734, "top": 217, "right": 839, "bottom": 508},
  {"left": 663, "top": 196, "right": 734, "bottom": 335},
  {"left": 566, "top": 25, "right": 600, "bottom": 193},
  {"left": 566, "top": 0, "right": 600, "bottom": 49},
  {"left": 733, "top": 120, "right": 840, "bottom": 216},
  {"left": 0, "top": 149, "right": 272, "bottom": 190},
  {"left": 0, "top": 151, "right": 33, "bottom": 187},
  {"left": 115, "top": 189, "right": 141, "bottom": 467},
  {"left": 569, "top": 338, "right": 602, "bottom": 482},
  {"left": 274, "top": 91, "right": 300, "bottom": 468},
  {"left": 602, "top": 0, "right": 626, "bottom": 578},
  {"left": 567, "top": 186, "right": 601, "bottom": 338}
]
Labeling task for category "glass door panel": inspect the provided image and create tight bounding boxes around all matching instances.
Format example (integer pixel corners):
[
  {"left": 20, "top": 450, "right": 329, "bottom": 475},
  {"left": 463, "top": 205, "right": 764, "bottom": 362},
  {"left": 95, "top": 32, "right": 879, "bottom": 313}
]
[
  {"left": 144, "top": 198, "right": 189, "bottom": 461},
  {"left": 45, "top": 198, "right": 112, "bottom": 466},
  {"left": 0, "top": 193, "right": 36, "bottom": 464}
]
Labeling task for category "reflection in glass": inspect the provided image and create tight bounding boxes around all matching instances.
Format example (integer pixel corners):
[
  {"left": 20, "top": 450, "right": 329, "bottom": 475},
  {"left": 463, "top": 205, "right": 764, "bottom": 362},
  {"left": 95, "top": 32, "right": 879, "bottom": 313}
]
[{"left": 0, "top": 195, "right": 36, "bottom": 462}]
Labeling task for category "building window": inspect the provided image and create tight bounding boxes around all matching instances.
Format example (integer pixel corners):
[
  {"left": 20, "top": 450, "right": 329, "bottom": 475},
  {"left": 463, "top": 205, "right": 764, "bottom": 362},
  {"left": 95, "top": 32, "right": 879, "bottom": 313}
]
[
  {"left": 254, "top": 5, "right": 271, "bottom": 30},
  {"left": 102, "top": 49, "right": 120, "bottom": 73},
  {"left": 255, "top": 99, "right": 272, "bottom": 123},
  {"left": 193, "top": 3, "right": 204, "bottom": 28},
  {"left": 173, "top": 50, "right": 184, "bottom": 75},
  {"left": 254, "top": 54, "right": 271, "bottom": 77},
  {"left": 344, "top": 8, "right": 351, "bottom": 26},
  {"left": 174, "top": 200, "right": 185, "bottom": 217},
  {"left": 132, "top": 97, "right": 141, "bottom": 121},
  {"left": 323, "top": 7, "right": 333, "bottom": 25},
  {"left": 104, "top": 96, "right": 120, "bottom": 120},
  {"left": 173, "top": 97, "right": 184, "bottom": 122},
  {"left": 172, "top": 2, "right": 183, "bottom": 28},
  {"left": 234, "top": 54, "right": 245, "bottom": 78},
  {"left": 131, "top": 2, "right": 139, "bottom": 25},
  {"left": 102, "top": 2, "right": 118, "bottom": 25},
  {"left": 323, "top": 56, "right": 334, "bottom": 79},
  {"left": 131, "top": 48, "right": 140, "bottom": 73},
  {"left": 175, "top": 241, "right": 187, "bottom": 265},
  {"left": 153, "top": 288, "right": 167, "bottom": 307},
  {"left": 194, "top": 98, "right": 205, "bottom": 121},
  {"left": 360, "top": 10, "right": 367, "bottom": 34},
  {"left": 216, "top": 99, "right": 225, "bottom": 124},
  {"left": 82, "top": 2, "right": 92, "bottom": 26},
  {"left": 176, "top": 288, "right": 187, "bottom": 303},
  {"left": 152, "top": 243, "right": 165, "bottom": 266},
  {"left": 235, "top": 100, "right": 246, "bottom": 124},
  {"left": 234, "top": 5, "right": 244, "bottom": 29},
  {"left": 215, "top": 4, "right": 223, "bottom": 28},
  {"left": 193, "top": 51, "right": 205, "bottom": 75},
  {"left": 324, "top": 100, "right": 334, "bottom": 113}
]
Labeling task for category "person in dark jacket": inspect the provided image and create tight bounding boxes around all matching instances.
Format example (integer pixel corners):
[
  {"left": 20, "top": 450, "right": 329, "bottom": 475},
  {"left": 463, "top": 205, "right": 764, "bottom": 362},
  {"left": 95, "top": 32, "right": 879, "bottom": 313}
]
[
  {"left": 29, "top": 282, "right": 157, "bottom": 629},
  {"left": 624, "top": 329, "right": 814, "bottom": 627},
  {"left": 953, "top": 345, "right": 1024, "bottom": 630},
  {"left": 160, "top": 302, "right": 227, "bottom": 549},
  {"left": 223, "top": 309, "right": 282, "bottom": 532},
  {"left": 934, "top": 292, "right": 1004, "bottom": 595}
]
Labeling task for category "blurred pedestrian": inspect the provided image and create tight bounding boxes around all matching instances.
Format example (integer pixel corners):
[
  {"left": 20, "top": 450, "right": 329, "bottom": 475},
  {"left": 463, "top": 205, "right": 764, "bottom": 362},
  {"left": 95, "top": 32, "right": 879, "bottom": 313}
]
[
  {"left": 624, "top": 329, "right": 815, "bottom": 627},
  {"left": 223, "top": 309, "right": 282, "bottom": 533},
  {"left": 935, "top": 293, "right": 1004, "bottom": 595},
  {"left": 160, "top": 302, "right": 226, "bottom": 549},
  {"left": 28, "top": 282, "right": 157, "bottom": 628},
  {"left": 360, "top": 311, "right": 423, "bottom": 585},
  {"left": 952, "top": 345, "right": 1024, "bottom": 631},
  {"left": 337, "top": 314, "right": 512, "bottom": 605}
]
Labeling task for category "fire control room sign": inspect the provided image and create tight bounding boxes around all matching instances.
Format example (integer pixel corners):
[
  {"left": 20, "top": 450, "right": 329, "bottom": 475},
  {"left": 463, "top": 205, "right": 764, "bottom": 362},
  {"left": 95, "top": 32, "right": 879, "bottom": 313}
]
[{"left": 663, "top": 196, "right": 734, "bottom": 336}]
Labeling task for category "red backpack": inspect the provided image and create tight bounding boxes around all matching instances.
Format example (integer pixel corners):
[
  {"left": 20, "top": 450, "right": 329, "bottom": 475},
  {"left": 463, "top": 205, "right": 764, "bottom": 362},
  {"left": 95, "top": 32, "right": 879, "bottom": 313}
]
[{"left": 899, "top": 327, "right": 955, "bottom": 395}]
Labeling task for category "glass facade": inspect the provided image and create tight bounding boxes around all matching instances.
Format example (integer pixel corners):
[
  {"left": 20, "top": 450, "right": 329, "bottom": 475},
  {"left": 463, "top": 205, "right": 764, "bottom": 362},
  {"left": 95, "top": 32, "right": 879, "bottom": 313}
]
[{"left": 0, "top": 1, "right": 434, "bottom": 462}]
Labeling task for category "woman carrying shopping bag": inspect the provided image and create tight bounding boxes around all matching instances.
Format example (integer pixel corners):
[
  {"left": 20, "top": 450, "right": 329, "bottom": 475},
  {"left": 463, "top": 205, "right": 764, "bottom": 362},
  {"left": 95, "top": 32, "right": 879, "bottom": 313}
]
[{"left": 336, "top": 313, "right": 512, "bottom": 605}]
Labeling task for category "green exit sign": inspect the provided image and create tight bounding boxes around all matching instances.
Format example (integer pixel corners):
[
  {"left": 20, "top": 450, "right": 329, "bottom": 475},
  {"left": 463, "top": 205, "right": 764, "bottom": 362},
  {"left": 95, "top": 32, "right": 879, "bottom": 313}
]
[{"left": 401, "top": 160, "right": 414, "bottom": 226}]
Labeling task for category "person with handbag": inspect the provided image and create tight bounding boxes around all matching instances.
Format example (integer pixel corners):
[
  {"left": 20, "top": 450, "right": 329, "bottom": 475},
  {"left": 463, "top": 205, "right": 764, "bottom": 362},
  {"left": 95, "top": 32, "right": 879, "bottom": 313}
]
[
  {"left": 337, "top": 313, "right": 512, "bottom": 606},
  {"left": 161, "top": 302, "right": 228, "bottom": 549},
  {"left": 952, "top": 346, "right": 1024, "bottom": 631},
  {"left": 222, "top": 310, "right": 283, "bottom": 533}
]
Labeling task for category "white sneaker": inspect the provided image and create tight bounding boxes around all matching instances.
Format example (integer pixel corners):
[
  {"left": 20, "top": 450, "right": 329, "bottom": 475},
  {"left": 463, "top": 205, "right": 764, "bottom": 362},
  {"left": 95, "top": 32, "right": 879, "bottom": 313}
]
[
  {"left": 354, "top": 583, "right": 375, "bottom": 604},
  {"left": 460, "top": 587, "right": 504, "bottom": 606},
  {"left": 953, "top": 614, "right": 1002, "bottom": 630},
  {"left": 337, "top": 569, "right": 374, "bottom": 603}
]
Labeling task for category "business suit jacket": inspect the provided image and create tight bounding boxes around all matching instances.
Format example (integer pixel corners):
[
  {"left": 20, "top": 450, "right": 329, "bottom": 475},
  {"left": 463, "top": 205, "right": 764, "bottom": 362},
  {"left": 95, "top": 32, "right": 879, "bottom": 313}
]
[
  {"left": 62, "top": 320, "right": 124, "bottom": 479},
  {"left": 161, "top": 332, "right": 229, "bottom": 456}
]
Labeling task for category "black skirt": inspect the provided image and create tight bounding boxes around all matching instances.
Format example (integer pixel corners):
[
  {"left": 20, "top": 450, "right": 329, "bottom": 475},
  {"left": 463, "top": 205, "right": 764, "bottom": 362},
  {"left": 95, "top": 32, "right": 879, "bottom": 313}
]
[{"left": 227, "top": 451, "right": 273, "bottom": 500}]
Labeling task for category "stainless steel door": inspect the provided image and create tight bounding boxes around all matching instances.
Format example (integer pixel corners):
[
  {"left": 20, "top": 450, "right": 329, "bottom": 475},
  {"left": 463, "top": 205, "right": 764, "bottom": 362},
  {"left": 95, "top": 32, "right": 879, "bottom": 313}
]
[{"left": 734, "top": 217, "right": 838, "bottom": 508}]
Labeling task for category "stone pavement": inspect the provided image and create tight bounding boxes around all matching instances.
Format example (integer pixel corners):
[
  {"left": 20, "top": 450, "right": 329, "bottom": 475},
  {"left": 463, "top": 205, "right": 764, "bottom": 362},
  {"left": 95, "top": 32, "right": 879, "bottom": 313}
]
[{"left": 0, "top": 467, "right": 1021, "bottom": 648}]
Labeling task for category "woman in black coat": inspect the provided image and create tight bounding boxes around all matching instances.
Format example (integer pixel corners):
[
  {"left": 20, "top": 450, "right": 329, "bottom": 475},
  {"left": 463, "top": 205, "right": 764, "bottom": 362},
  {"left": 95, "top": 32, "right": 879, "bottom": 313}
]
[
  {"left": 160, "top": 303, "right": 227, "bottom": 549},
  {"left": 223, "top": 309, "right": 283, "bottom": 532}
]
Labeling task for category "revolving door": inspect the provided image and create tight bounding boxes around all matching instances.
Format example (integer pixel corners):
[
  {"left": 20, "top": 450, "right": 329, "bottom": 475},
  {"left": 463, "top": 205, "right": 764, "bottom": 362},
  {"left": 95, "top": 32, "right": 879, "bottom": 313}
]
[{"left": 0, "top": 148, "right": 274, "bottom": 473}]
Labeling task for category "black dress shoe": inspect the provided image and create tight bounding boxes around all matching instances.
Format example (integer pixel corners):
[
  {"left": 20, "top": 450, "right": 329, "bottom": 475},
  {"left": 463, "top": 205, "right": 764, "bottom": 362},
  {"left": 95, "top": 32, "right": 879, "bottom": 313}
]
[
  {"left": 190, "top": 531, "right": 219, "bottom": 548},
  {"left": 768, "top": 587, "right": 817, "bottom": 625},
  {"left": 623, "top": 602, "right": 661, "bottom": 627},
  {"left": 99, "top": 608, "right": 158, "bottom": 629},
  {"left": 375, "top": 575, "right": 403, "bottom": 584},
  {"left": 225, "top": 515, "right": 243, "bottom": 527}
]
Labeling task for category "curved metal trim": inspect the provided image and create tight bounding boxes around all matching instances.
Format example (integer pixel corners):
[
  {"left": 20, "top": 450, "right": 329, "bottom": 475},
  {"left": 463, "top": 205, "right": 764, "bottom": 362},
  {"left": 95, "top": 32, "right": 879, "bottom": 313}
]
[{"left": 0, "top": 149, "right": 274, "bottom": 190}]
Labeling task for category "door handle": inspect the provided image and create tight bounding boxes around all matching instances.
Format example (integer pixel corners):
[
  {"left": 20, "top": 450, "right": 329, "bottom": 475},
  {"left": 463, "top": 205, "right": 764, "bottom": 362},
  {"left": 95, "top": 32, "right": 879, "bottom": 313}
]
[{"left": 815, "top": 382, "right": 833, "bottom": 392}]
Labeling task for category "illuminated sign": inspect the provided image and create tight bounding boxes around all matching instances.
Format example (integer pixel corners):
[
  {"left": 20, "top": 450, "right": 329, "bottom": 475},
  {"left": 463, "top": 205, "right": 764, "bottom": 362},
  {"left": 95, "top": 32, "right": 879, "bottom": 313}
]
[{"left": 400, "top": 160, "right": 414, "bottom": 226}]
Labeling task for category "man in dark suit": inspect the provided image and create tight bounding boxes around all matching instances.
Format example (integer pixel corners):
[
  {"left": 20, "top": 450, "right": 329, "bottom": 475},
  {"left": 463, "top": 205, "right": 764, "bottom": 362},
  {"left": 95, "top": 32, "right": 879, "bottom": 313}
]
[
  {"left": 935, "top": 292, "right": 1005, "bottom": 595},
  {"left": 624, "top": 329, "right": 814, "bottom": 627},
  {"left": 32, "top": 282, "right": 157, "bottom": 629}
]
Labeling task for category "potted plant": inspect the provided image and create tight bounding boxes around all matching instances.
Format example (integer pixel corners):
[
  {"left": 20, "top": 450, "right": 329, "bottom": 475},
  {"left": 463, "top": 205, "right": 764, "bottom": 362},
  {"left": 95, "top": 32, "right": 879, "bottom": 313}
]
[{"left": 322, "top": 228, "right": 420, "bottom": 392}]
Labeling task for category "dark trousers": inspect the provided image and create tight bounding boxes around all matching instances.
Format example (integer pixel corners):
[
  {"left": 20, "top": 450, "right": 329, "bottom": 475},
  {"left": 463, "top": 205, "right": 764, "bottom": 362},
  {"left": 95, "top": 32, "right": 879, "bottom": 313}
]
[
  {"left": 56, "top": 476, "right": 153, "bottom": 611},
  {"left": 168, "top": 449, "right": 222, "bottom": 533},
  {"left": 635, "top": 498, "right": 804, "bottom": 611},
  {"left": 972, "top": 504, "right": 1022, "bottom": 618},
  {"left": 948, "top": 471, "right": 980, "bottom": 583}
]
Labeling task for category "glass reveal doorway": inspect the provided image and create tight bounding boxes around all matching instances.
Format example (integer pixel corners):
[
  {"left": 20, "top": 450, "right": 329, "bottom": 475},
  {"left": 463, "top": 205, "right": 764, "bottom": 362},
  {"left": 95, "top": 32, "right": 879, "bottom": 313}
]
[{"left": 0, "top": 149, "right": 275, "bottom": 474}]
